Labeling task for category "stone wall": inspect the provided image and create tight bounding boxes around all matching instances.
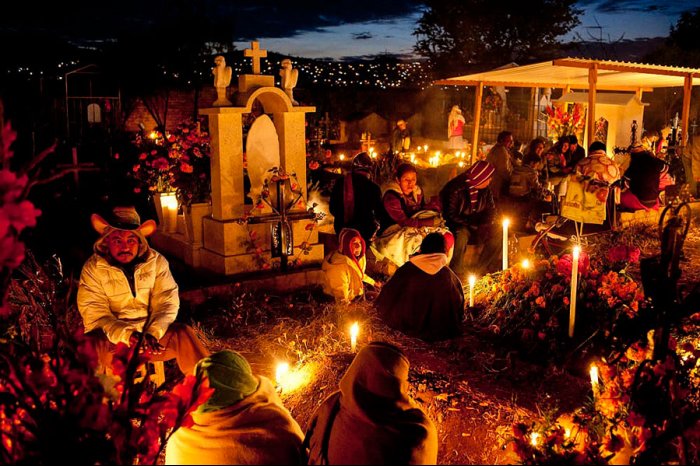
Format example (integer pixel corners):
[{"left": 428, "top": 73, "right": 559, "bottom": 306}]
[{"left": 123, "top": 87, "right": 217, "bottom": 132}]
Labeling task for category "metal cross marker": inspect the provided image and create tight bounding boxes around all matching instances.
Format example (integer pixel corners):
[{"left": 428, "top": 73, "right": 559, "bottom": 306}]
[
  {"left": 247, "top": 174, "right": 313, "bottom": 271},
  {"left": 244, "top": 41, "right": 267, "bottom": 75}
]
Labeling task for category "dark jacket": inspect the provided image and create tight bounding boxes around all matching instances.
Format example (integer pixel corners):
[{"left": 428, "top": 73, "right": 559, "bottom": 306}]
[
  {"left": 567, "top": 145, "right": 586, "bottom": 168},
  {"left": 330, "top": 172, "right": 385, "bottom": 243},
  {"left": 439, "top": 172, "right": 496, "bottom": 232},
  {"left": 376, "top": 254, "right": 464, "bottom": 342},
  {"left": 509, "top": 164, "right": 544, "bottom": 199},
  {"left": 624, "top": 150, "right": 668, "bottom": 206}
]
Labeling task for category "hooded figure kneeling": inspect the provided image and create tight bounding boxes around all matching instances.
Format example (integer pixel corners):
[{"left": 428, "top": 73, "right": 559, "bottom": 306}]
[
  {"left": 165, "top": 350, "right": 304, "bottom": 465},
  {"left": 304, "top": 341, "right": 438, "bottom": 464},
  {"left": 375, "top": 232, "right": 464, "bottom": 341}
]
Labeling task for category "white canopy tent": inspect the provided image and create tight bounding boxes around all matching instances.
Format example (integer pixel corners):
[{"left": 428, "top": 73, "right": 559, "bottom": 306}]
[{"left": 435, "top": 58, "right": 700, "bottom": 161}]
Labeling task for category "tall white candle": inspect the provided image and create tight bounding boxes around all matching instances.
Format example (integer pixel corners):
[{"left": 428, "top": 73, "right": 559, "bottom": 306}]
[
  {"left": 502, "top": 218, "right": 510, "bottom": 270},
  {"left": 568, "top": 246, "right": 581, "bottom": 338},
  {"left": 468, "top": 274, "right": 476, "bottom": 307}
]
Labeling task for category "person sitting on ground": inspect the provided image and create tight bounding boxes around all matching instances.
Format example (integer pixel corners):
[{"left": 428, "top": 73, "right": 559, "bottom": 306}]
[
  {"left": 304, "top": 341, "right": 438, "bottom": 465},
  {"left": 322, "top": 228, "right": 378, "bottom": 304},
  {"left": 439, "top": 160, "right": 501, "bottom": 277},
  {"left": 575, "top": 141, "right": 621, "bottom": 185},
  {"left": 375, "top": 232, "right": 464, "bottom": 342},
  {"left": 485, "top": 130, "right": 514, "bottom": 201},
  {"left": 508, "top": 152, "right": 552, "bottom": 232},
  {"left": 165, "top": 350, "right": 304, "bottom": 465},
  {"left": 566, "top": 135, "right": 586, "bottom": 169},
  {"left": 329, "top": 152, "right": 385, "bottom": 244},
  {"left": 618, "top": 142, "right": 673, "bottom": 212},
  {"left": 372, "top": 163, "right": 445, "bottom": 271},
  {"left": 78, "top": 206, "right": 210, "bottom": 377}
]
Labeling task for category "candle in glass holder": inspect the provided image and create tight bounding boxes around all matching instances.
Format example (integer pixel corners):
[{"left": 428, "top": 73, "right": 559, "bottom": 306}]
[
  {"left": 468, "top": 274, "right": 476, "bottom": 307},
  {"left": 502, "top": 218, "right": 510, "bottom": 270},
  {"left": 350, "top": 322, "right": 359, "bottom": 352},
  {"left": 568, "top": 245, "right": 581, "bottom": 338}
]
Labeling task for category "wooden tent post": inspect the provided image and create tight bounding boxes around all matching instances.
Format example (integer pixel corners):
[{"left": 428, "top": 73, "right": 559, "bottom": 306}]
[
  {"left": 471, "top": 82, "right": 484, "bottom": 164},
  {"left": 682, "top": 74, "right": 693, "bottom": 147},
  {"left": 587, "top": 64, "right": 598, "bottom": 149}
]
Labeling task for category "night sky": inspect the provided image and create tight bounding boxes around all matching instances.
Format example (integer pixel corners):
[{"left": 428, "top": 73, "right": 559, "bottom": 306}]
[{"left": 0, "top": 0, "right": 698, "bottom": 60}]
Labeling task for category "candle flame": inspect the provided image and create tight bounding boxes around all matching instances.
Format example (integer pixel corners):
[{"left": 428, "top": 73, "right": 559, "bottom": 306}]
[
  {"left": 590, "top": 363, "right": 599, "bottom": 386},
  {"left": 350, "top": 322, "right": 359, "bottom": 352},
  {"left": 458, "top": 161, "right": 465, "bottom": 168},
  {"left": 521, "top": 259, "right": 530, "bottom": 269},
  {"left": 339, "top": 154, "right": 345, "bottom": 161},
  {"left": 564, "top": 428, "right": 571, "bottom": 438},
  {"left": 468, "top": 274, "right": 476, "bottom": 287},
  {"left": 502, "top": 218, "right": 510, "bottom": 228},
  {"left": 573, "top": 245, "right": 581, "bottom": 259},
  {"left": 530, "top": 432, "right": 540, "bottom": 446},
  {"left": 276, "top": 362, "right": 289, "bottom": 386}
]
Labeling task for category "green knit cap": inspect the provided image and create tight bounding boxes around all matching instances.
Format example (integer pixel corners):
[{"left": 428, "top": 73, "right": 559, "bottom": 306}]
[{"left": 195, "top": 350, "right": 259, "bottom": 413}]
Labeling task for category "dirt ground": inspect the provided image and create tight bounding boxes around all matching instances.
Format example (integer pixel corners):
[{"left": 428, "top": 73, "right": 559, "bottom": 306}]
[{"left": 183, "top": 216, "right": 700, "bottom": 465}]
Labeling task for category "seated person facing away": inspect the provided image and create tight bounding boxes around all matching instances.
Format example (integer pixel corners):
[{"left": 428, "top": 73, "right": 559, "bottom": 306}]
[
  {"left": 78, "top": 206, "right": 209, "bottom": 376},
  {"left": 165, "top": 350, "right": 304, "bottom": 465},
  {"left": 375, "top": 232, "right": 464, "bottom": 342},
  {"left": 321, "top": 228, "right": 377, "bottom": 304},
  {"left": 618, "top": 142, "right": 673, "bottom": 211},
  {"left": 329, "top": 152, "right": 385, "bottom": 244},
  {"left": 372, "top": 163, "right": 444, "bottom": 270},
  {"left": 304, "top": 341, "right": 438, "bottom": 465},
  {"left": 439, "top": 160, "right": 501, "bottom": 277},
  {"left": 508, "top": 152, "right": 552, "bottom": 232}
]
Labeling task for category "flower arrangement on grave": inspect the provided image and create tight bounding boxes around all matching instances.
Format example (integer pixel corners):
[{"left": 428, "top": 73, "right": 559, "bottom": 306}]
[
  {"left": 130, "top": 119, "right": 211, "bottom": 207},
  {"left": 543, "top": 103, "right": 586, "bottom": 142},
  {"left": 505, "top": 332, "right": 700, "bottom": 465},
  {"left": 472, "top": 248, "right": 647, "bottom": 362}
]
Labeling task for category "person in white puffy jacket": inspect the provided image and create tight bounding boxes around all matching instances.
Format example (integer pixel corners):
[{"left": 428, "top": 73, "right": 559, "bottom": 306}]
[{"left": 77, "top": 206, "right": 209, "bottom": 376}]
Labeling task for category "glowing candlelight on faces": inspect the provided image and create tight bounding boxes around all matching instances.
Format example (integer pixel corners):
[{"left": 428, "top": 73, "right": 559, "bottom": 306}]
[
  {"left": 589, "top": 363, "right": 599, "bottom": 397},
  {"left": 568, "top": 245, "right": 581, "bottom": 338},
  {"left": 350, "top": 322, "right": 359, "bottom": 352},
  {"left": 502, "top": 218, "right": 510, "bottom": 270},
  {"left": 468, "top": 274, "right": 476, "bottom": 307}
]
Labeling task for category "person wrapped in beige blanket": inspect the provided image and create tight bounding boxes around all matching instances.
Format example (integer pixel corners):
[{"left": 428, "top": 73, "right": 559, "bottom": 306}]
[{"left": 165, "top": 350, "right": 304, "bottom": 465}]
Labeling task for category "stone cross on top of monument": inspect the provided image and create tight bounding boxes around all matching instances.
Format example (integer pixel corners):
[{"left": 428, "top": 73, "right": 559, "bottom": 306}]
[{"left": 244, "top": 41, "right": 267, "bottom": 75}]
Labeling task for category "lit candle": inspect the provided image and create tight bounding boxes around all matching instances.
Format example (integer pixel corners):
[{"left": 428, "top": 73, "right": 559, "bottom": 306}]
[
  {"left": 423, "top": 145, "right": 428, "bottom": 152},
  {"left": 530, "top": 432, "right": 539, "bottom": 447},
  {"left": 521, "top": 258, "right": 530, "bottom": 270},
  {"left": 568, "top": 245, "right": 581, "bottom": 338},
  {"left": 502, "top": 218, "right": 510, "bottom": 270},
  {"left": 160, "top": 192, "right": 178, "bottom": 233},
  {"left": 339, "top": 154, "right": 345, "bottom": 161},
  {"left": 589, "top": 363, "right": 599, "bottom": 398},
  {"left": 276, "top": 362, "right": 289, "bottom": 386},
  {"left": 350, "top": 322, "right": 359, "bottom": 352},
  {"left": 468, "top": 274, "right": 476, "bottom": 307},
  {"left": 458, "top": 161, "right": 464, "bottom": 168}
]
